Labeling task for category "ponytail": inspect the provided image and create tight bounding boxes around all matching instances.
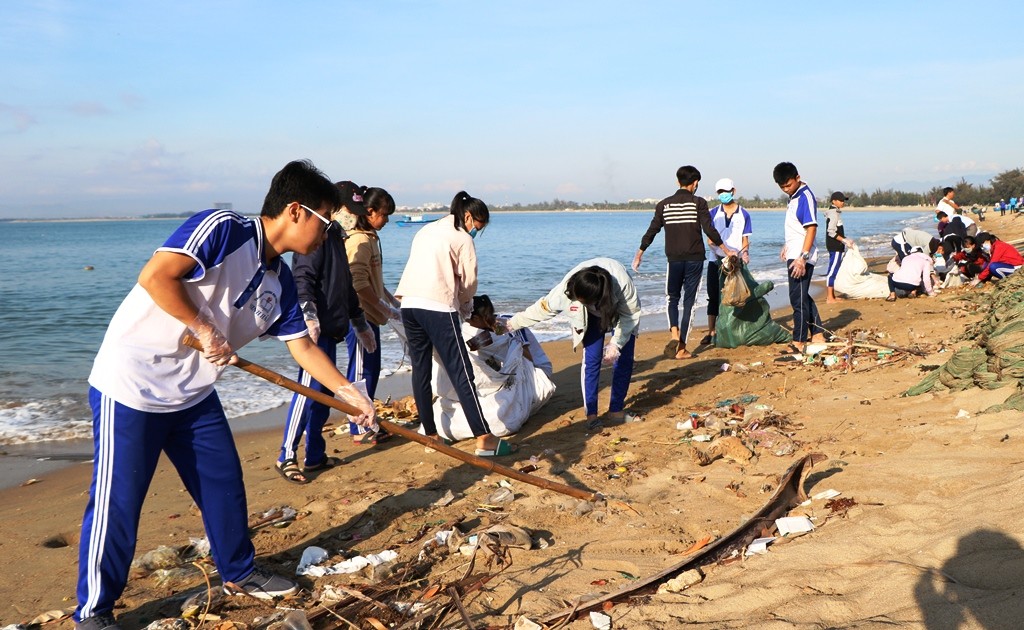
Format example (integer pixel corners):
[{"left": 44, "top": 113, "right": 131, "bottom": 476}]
[
  {"left": 353, "top": 186, "right": 395, "bottom": 231},
  {"left": 449, "top": 190, "right": 490, "bottom": 232},
  {"left": 566, "top": 266, "right": 619, "bottom": 331}
]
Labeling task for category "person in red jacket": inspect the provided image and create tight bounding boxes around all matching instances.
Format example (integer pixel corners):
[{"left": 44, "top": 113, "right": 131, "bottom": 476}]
[{"left": 972, "top": 233, "right": 1024, "bottom": 286}]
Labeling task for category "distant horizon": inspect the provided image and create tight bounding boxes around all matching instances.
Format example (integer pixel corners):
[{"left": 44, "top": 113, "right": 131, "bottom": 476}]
[{"left": 0, "top": 203, "right": 938, "bottom": 223}]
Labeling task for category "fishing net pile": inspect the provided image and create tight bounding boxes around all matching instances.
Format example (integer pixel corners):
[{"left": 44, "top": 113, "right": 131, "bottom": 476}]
[{"left": 905, "top": 271, "right": 1024, "bottom": 411}]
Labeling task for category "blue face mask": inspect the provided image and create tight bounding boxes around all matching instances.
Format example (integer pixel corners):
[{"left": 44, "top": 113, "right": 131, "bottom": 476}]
[
  {"left": 718, "top": 192, "right": 734, "bottom": 204},
  {"left": 468, "top": 227, "right": 478, "bottom": 239}
]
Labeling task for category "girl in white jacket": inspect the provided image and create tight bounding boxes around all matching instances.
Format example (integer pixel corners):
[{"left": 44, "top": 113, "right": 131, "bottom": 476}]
[{"left": 508, "top": 258, "right": 641, "bottom": 430}]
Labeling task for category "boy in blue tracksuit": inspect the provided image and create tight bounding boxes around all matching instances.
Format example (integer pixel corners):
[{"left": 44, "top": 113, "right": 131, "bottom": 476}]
[
  {"left": 75, "top": 160, "right": 376, "bottom": 630},
  {"left": 773, "top": 161, "right": 825, "bottom": 351}
]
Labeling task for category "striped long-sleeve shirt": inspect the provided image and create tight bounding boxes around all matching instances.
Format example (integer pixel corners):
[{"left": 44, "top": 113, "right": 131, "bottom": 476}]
[{"left": 639, "top": 188, "right": 723, "bottom": 262}]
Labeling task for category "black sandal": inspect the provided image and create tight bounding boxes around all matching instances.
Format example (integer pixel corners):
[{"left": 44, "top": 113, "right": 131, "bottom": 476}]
[
  {"left": 276, "top": 458, "right": 309, "bottom": 485},
  {"left": 303, "top": 456, "right": 344, "bottom": 472}
]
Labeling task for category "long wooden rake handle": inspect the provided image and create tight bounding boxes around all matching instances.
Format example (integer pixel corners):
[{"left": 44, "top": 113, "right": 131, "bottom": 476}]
[{"left": 182, "top": 335, "right": 600, "bottom": 501}]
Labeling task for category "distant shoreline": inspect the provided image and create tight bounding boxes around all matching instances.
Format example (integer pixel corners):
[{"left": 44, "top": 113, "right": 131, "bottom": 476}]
[{"left": 3, "top": 206, "right": 935, "bottom": 223}]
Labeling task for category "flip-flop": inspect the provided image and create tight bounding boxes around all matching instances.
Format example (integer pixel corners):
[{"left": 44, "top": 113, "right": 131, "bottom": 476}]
[
  {"left": 303, "top": 456, "right": 344, "bottom": 472},
  {"left": 475, "top": 439, "right": 518, "bottom": 457},
  {"left": 353, "top": 428, "right": 391, "bottom": 446},
  {"left": 423, "top": 436, "right": 455, "bottom": 453},
  {"left": 276, "top": 458, "right": 310, "bottom": 485}
]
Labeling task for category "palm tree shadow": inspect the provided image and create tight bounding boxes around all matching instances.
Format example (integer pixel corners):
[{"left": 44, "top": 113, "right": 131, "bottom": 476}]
[{"left": 915, "top": 528, "right": 1024, "bottom": 629}]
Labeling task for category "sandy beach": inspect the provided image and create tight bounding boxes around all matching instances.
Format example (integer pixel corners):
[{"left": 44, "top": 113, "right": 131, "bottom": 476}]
[{"left": 4, "top": 212, "right": 1023, "bottom": 629}]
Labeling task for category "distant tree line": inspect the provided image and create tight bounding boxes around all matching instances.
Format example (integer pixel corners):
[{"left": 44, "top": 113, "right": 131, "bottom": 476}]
[{"left": 489, "top": 167, "right": 1024, "bottom": 211}]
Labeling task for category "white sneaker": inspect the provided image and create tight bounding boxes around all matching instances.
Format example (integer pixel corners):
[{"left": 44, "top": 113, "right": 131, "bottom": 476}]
[{"left": 225, "top": 567, "right": 298, "bottom": 599}]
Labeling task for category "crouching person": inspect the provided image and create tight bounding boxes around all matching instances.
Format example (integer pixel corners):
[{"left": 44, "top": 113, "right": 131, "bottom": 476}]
[
  {"left": 886, "top": 247, "right": 937, "bottom": 301},
  {"left": 972, "top": 233, "right": 1024, "bottom": 286}
]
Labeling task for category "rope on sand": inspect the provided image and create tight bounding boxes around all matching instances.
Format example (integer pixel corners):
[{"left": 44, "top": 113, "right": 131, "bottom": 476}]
[{"left": 905, "top": 271, "right": 1024, "bottom": 409}]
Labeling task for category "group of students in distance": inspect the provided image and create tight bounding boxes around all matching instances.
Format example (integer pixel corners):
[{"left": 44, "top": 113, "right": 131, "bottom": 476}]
[
  {"left": 76, "top": 157, "right": 927, "bottom": 626},
  {"left": 883, "top": 186, "right": 1022, "bottom": 302}
]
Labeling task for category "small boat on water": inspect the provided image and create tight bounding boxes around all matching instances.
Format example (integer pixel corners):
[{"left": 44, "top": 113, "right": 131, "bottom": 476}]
[{"left": 395, "top": 214, "right": 440, "bottom": 227}]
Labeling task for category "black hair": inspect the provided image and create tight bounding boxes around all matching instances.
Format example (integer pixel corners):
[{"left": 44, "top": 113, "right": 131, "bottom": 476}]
[
  {"left": 978, "top": 232, "right": 997, "bottom": 244},
  {"left": 936, "top": 211, "right": 948, "bottom": 220},
  {"left": 472, "top": 295, "right": 495, "bottom": 320},
  {"left": 942, "top": 187, "right": 955, "bottom": 196},
  {"left": 449, "top": 191, "right": 490, "bottom": 232},
  {"left": 773, "top": 162, "right": 799, "bottom": 185},
  {"left": 261, "top": 159, "right": 341, "bottom": 218},
  {"left": 566, "top": 266, "right": 619, "bottom": 332},
  {"left": 929, "top": 238, "right": 941, "bottom": 256},
  {"left": 353, "top": 186, "right": 396, "bottom": 231},
  {"left": 675, "top": 165, "right": 701, "bottom": 187}
]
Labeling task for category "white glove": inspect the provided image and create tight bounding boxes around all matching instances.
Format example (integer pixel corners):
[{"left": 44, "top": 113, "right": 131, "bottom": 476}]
[
  {"left": 354, "top": 325, "right": 377, "bottom": 353},
  {"left": 337, "top": 382, "right": 375, "bottom": 428},
  {"left": 187, "top": 311, "right": 236, "bottom": 366},
  {"left": 305, "top": 319, "right": 320, "bottom": 344},
  {"left": 602, "top": 342, "right": 621, "bottom": 366}
]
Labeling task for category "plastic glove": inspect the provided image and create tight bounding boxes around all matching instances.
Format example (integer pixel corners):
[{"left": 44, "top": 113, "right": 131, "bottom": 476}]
[
  {"left": 493, "top": 316, "right": 510, "bottom": 335},
  {"left": 305, "top": 319, "right": 320, "bottom": 344},
  {"left": 187, "top": 311, "right": 236, "bottom": 366},
  {"left": 380, "top": 299, "right": 402, "bottom": 322},
  {"left": 631, "top": 250, "right": 644, "bottom": 273},
  {"left": 354, "top": 323, "right": 377, "bottom": 353},
  {"left": 740, "top": 249, "right": 750, "bottom": 265},
  {"left": 601, "top": 342, "right": 621, "bottom": 366},
  {"left": 300, "top": 301, "right": 320, "bottom": 343},
  {"left": 337, "top": 382, "right": 375, "bottom": 428}
]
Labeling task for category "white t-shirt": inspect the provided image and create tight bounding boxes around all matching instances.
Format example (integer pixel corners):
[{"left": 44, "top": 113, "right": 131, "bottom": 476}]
[
  {"left": 707, "top": 205, "right": 752, "bottom": 259},
  {"left": 783, "top": 183, "right": 819, "bottom": 264},
  {"left": 936, "top": 197, "right": 958, "bottom": 216},
  {"left": 89, "top": 210, "right": 307, "bottom": 412}
]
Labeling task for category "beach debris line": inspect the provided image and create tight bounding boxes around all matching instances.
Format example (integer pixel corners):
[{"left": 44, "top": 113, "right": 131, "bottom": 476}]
[
  {"left": 535, "top": 454, "right": 828, "bottom": 627},
  {"left": 674, "top": 396, "right": 799, "bottom": 465}
]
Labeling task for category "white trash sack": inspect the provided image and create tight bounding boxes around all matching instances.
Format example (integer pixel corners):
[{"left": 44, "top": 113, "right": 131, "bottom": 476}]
[
  {"left": 429, "top": 323, "right": 555, "bottom": 442},
  {"left": 834, "top": 242, "right": 891, "bottom": 300}
]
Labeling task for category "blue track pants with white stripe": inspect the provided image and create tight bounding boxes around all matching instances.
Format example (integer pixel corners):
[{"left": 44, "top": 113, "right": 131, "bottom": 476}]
[
  {"left": 279, "top": 333, "right": 337, "bottom": 466},
  {"left": 76, "top": 387, "right": 253, "bottom": 621},
  {"left": 345, "top": 323, "right": 382, "bottom": 435},
  {"left": 581, "top": 316, "right": 636, "bottom": 416}
]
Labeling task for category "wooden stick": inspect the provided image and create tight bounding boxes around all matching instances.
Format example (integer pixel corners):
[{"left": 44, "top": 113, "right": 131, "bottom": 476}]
[{"left": 181, "top": 335, "right": 600, "bottom": 501}]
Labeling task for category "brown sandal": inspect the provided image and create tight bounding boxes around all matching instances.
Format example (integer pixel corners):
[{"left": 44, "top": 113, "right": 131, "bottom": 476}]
[{"left": 276, "top": 458, "right": 309, "bottom": 485}]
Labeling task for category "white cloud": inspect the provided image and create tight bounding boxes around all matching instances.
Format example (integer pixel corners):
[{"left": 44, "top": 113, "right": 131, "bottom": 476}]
[
  {"left": 0, "top": 103, "right": 37, "bottom": 132},
  {"left": 70, "top": 101, "right": 110, "bottom": 117}
]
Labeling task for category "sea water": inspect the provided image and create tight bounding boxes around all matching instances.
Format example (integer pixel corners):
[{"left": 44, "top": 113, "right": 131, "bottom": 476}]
[{"left": 0, "top": 209, "right": 929, "bottom": 444}]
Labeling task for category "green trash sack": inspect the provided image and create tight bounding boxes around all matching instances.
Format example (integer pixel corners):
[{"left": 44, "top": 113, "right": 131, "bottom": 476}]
[{"left": 715, "top": 262, "right": 791, "bottom": 349}]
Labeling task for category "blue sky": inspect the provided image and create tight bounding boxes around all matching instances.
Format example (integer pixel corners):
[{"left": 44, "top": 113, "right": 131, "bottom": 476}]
[{"left": 2, "top": 1, "right": 1022, "bottom": 218}]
